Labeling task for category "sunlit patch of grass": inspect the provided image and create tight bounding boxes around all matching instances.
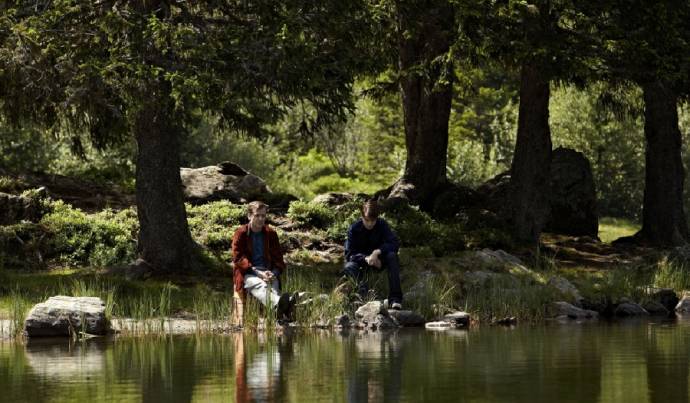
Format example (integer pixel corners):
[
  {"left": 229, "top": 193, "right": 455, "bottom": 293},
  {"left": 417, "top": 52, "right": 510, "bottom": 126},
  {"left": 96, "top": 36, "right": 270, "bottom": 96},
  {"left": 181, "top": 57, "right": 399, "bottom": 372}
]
[
  {"left": 461, "top": 278, "right": 558, "bottom": 324},
  {"left": 653, "top": 258, "right": 690, "bottom": 291},
  {"left": 598, "top": 217, "right": 640, "bottom": 243}
]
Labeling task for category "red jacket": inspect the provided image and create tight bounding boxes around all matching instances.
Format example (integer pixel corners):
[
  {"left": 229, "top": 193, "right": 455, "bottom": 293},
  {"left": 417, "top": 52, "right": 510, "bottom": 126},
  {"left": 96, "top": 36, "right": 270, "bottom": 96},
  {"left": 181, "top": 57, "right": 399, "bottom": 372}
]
[{"left": 232, "top": 224, "right": 286, "bottom": 293}]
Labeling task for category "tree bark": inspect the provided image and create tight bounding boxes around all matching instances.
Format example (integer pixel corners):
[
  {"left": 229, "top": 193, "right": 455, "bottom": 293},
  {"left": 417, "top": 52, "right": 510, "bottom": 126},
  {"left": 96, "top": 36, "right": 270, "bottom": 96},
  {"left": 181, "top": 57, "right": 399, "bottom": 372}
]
[
  {"left": 509, "top": 63, "right": 552, "bottom": 244},
  {"left": 636, "top": 81, "right": 688, "bottom": 246},
  {"left": 134, "top": 102, "right": 201, "bottom": 273},
  {"left": 391, "top": 1, "right": 454, "bottom": 209}
]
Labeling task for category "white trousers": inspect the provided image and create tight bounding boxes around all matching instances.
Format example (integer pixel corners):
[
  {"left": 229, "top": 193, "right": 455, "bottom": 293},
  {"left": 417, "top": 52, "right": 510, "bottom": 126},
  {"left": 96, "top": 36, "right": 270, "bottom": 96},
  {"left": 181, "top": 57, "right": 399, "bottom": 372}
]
[{"left": 244, "top": 274, "right": 281, "bottom": 308}]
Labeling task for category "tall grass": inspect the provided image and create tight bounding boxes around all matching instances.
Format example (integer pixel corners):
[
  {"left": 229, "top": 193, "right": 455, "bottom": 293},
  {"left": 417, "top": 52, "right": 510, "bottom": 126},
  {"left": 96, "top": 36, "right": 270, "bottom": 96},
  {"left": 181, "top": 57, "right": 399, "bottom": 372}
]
[
  {"left": 461, "top": 278, "right": 557, "bottom": 323},
  {"left": 8, "top": 288, "right": 30, "bottom": 338},
  {"left": 653, "top": 258, "right": 690, "bottom": 291}
]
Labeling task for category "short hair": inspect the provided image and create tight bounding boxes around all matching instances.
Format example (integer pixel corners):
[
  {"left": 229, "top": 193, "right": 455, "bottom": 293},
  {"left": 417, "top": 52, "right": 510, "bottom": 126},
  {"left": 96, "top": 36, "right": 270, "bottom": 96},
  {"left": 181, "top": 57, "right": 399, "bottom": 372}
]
[
  {"left": 247, "top": 201, "right": 269, "bottom": 215},
  {"left": 361, "top": 199, "right": 379, "bottom": 219}
]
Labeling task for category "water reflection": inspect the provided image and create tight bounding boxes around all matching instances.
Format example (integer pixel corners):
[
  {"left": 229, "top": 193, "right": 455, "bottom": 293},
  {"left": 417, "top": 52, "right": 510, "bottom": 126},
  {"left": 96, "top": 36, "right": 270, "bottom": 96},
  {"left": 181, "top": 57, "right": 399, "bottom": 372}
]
[{"left": 3, "top": 322, "right": 690, "bottom": 402}]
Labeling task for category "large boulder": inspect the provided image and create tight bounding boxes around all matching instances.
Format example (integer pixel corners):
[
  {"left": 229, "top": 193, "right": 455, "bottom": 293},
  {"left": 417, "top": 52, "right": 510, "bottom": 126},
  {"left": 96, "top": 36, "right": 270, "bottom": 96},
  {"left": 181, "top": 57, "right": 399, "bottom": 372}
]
[
  {"left": 0, "top": 188, "right": 47, "bottom": 225},
  {"left": 545, "top": 148, "right": 598, "bottom": 237},
  {"left": 180, "top": 162, "right": 271, "bottom": 205},
  {"left": 24, "top": 296, "right": 109, "bottom": 337}
]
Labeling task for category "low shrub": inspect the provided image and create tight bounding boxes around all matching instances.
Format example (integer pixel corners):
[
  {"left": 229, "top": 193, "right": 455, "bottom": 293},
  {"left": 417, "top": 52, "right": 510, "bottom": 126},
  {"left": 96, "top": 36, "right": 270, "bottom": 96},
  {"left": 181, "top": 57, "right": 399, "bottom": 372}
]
[
  {"left": 187, "top": 201, "right": 245, "bottom": 250},
  {"left": 40, "top": 201, "right": 138, "bottom": 267},
  {"left": 287, "top": 200, "right": 336, "bottom": 229}
]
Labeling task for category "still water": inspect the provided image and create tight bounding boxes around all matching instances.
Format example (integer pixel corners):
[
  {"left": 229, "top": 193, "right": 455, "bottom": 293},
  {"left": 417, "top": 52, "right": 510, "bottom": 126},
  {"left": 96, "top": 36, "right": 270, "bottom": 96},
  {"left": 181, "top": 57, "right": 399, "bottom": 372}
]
[{"left": 2, "top": 321, "right": 690, "bottom": 402}]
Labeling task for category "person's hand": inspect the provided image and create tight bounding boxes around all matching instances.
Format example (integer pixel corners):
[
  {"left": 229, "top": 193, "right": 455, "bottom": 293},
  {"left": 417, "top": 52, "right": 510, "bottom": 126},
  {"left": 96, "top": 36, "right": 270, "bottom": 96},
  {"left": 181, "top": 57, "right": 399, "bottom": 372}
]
[
  {"left": 258, "top": 270, "right": 274, "bottom": 282},
  {"left": 366, "top": 250, "right": 382, "bottom": 268}
]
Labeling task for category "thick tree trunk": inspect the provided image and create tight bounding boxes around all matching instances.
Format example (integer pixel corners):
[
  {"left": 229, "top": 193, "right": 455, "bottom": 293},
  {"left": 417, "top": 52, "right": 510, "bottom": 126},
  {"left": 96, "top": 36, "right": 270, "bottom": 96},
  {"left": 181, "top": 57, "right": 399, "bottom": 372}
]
[
  {"left": 391, "top": 1, "right": 454, "bottom": 209},
  {"left": 636, "top": 81, "right": 688, "bottom": 246},
  {"left": 134, "top": 104, "right": 200, "bottom": 273},
  {"left": 509, "top": 63, "right": 552, "bottom": 244}
]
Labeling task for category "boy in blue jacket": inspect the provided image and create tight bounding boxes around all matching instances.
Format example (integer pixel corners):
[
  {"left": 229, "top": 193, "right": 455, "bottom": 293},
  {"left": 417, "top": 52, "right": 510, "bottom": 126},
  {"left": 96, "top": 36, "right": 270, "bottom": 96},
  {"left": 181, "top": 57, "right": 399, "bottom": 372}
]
[{"left": 343, "top": 200, "right": 403, "bottom": 309}]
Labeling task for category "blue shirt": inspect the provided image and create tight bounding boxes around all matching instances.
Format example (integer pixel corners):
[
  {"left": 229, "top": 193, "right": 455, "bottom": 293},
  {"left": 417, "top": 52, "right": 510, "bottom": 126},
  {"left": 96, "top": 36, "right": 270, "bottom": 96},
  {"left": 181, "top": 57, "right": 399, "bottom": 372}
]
[{"left": 250, "top": 230, "right": 266, "bottom": 268}]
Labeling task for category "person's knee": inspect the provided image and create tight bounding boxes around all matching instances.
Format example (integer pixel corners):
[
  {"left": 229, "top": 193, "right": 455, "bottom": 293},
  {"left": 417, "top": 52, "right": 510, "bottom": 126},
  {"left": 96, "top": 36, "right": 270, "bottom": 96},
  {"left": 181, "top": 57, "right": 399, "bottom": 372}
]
[{"left": 383, "top": 251, "right": 399, "bottom": 263}]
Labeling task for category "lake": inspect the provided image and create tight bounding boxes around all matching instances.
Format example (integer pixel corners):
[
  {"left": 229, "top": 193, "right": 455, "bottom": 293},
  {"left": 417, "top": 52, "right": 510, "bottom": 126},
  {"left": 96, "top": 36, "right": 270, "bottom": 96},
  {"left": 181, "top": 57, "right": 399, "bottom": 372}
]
[{"left": 2, "top": 320, "right": 689, "bottom": 402}]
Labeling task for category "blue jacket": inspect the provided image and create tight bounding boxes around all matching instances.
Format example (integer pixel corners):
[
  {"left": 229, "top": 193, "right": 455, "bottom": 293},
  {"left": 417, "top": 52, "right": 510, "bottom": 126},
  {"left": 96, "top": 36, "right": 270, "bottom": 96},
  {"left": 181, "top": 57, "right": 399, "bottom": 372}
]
[{"left": 345, "top": 218, "right": 400, "bottom": 264}]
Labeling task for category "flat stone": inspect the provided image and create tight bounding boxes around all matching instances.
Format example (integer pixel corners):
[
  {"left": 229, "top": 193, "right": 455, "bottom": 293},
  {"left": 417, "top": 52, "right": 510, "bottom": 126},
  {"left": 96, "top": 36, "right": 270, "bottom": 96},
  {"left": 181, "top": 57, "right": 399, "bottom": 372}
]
[
  {"left": 24, "top": 296, "right": 108, "bottom": 337},
  {"left": 614, "top": 302, "right": 649, "bottom": 317},
  {"left": 643, "top": 301, "right": 670, "bottom": 316},
  {"left": 550, "top": 301, "right": 598, "bottom": 320},
  {"left": 425, "top": 321, "right": 454, "bottom": 329},
  {"left": 389, "top": 310, "right": 425, "bottom": 327},
  {"left": 443, "top": 311, "right": 471, "bottom": 327}
]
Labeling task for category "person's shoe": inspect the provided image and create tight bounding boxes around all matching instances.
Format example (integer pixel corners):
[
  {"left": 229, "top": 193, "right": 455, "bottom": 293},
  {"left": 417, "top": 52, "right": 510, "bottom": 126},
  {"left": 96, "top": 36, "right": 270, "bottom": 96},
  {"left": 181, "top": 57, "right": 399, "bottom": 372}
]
[
  {"left": 276, "top": 293, "right": 291, "bottom": 319},
  {"left": 390, "top": 302, "right": 402, "bottom": 310}
]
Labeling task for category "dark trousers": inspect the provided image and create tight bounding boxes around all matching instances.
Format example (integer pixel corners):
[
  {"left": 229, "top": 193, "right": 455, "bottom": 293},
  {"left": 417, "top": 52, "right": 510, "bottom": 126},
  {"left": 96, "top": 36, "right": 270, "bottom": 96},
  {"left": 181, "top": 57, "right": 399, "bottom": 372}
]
[{"left": 343, "top": 251, "right": 403, "bottom": 303}]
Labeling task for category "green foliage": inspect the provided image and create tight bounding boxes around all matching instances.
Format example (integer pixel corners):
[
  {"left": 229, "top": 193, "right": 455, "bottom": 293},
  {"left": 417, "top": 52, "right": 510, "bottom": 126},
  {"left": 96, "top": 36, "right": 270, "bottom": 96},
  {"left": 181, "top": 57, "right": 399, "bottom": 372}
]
[
  {"left": 654, "top": 259, "right": 690, "bottom": 292},
  {"left": 40, "top": 201, "right": 138, "bottom": 267},
  {"left": 287, "top": 200, "right": 336, "bottom": 229},
  {"left": 550, "top": 85, "right": 645, "bottom": 218},
  {"left": 0, "top": 176, "right": 27, "bottom": 194},
  {"left": 382, "top": 202, "right": 468, "bottom": 256},
  {"left": 186, "top": 201, "right": 245, "bottom": 251}
]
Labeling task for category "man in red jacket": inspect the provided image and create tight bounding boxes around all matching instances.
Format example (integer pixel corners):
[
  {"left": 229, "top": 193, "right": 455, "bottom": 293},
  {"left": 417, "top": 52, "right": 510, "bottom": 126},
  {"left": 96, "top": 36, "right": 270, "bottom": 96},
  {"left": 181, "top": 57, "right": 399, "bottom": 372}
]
[{"left": 232, "top": 201, "right": 294, "bottom": 320}]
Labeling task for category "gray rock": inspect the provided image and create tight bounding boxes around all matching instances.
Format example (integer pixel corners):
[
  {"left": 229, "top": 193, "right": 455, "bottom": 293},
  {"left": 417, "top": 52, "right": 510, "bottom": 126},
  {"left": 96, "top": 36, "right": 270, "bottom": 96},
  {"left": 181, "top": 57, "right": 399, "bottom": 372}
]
[
  {"left": 614, "top": 302, "right": 649, "bottom": 317},
  {"left": 311, "top": 193, "right": 355, "bottom": 208},
  {"left": 545, "top": 147, "right": 598, "bottom": 237},
  {"left": 548, "top": 276, "right": 583, "bottom": 303},
  {"left": 180, "top": 162, "right": 271, "bottom": 204},
  {"left": 389, "top": 310, "right": 425, "bottom": 327},
  {"left": 476, "top": 249, "right": 527, "bottom": 270},
  {"left": 355, "top": 301, "right": 384, "bottom": 320},
  {"left": 675, "top": 294, "right": 690, "bottom": 313},
  {"left": 355, "top": 301, "right": 398, "bottom": 330},
  {"left": 550, "top": 301, "right": 598, "bottom": 320},
  {"left": 24, "top": 296, "right": 109, "bottom": 337},
  {"left": 642, "top": 301, "right": 670, "bottom": 316},
  {"left": 443, "top": 311, "right": 471, "bottom": 327}
]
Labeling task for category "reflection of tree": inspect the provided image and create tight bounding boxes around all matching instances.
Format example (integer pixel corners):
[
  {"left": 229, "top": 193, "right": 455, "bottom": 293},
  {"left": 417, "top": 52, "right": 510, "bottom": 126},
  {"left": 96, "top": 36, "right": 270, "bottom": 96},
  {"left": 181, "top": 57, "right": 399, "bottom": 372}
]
[
  {"left": 0, "top": 342, "right": 49, "bottom": 403},
  {"left": 646, "top": 322, "right": 690, "bottom": 403}
]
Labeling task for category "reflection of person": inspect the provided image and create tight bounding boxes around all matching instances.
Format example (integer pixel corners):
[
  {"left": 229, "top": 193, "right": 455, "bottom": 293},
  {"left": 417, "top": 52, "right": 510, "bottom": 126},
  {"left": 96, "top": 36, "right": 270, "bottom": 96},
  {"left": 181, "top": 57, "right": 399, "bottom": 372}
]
[
  {"left": 233, "top": 332, "right": 291, "bottom": 403},
  {"left": 232, "top": 201, "right": 294, "bottom": 319},
  {"left": 343, "top": 200, "right": 403, "bottom": 309}
]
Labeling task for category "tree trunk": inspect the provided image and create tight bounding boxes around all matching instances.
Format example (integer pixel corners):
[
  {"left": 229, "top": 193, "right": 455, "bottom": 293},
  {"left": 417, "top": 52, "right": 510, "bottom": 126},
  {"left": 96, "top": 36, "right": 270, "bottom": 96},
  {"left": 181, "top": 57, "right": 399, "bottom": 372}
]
[
  {"left": 391, "top": 1, "right": 454, "bottom": 209},
  {"left": 509, "top": 63, "right": 552, "bottom": 244},
  {"left": 134, "top": 103, "right": 201, "bottom": 273},
  {"left": 636, "top": 81, "right": 688, "bottom": 246}
]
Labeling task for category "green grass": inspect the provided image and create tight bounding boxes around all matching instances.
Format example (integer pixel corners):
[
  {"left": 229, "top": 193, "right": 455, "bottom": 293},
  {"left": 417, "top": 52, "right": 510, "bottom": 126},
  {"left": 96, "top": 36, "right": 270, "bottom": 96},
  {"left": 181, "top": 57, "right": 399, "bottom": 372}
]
[{"left": 598, "top": 217, "right": 640, "bottom": 243}]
